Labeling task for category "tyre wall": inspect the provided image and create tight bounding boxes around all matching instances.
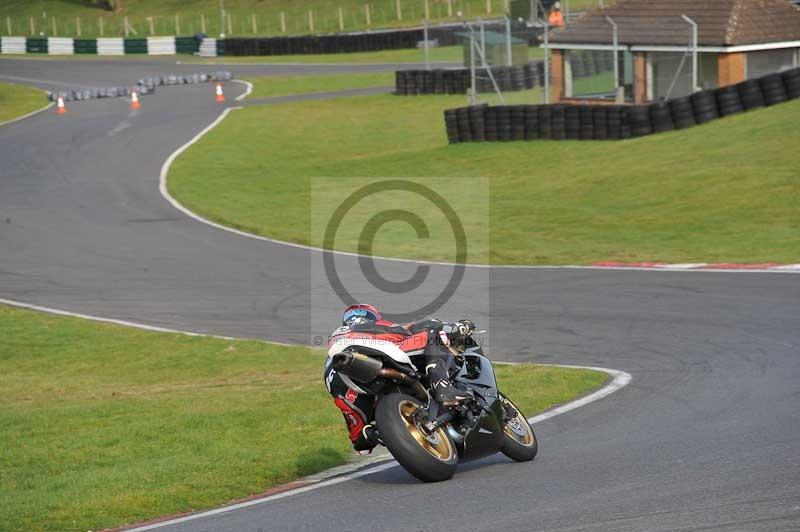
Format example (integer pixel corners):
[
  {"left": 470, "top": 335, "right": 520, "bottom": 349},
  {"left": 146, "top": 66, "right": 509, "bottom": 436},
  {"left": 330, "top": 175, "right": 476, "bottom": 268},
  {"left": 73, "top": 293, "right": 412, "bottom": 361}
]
[
  {"left": 396, "top": 61, "right": 546, "bottom": 95},
  {"left": 444, "top": 67, "right": 800, "bottom": 144}
]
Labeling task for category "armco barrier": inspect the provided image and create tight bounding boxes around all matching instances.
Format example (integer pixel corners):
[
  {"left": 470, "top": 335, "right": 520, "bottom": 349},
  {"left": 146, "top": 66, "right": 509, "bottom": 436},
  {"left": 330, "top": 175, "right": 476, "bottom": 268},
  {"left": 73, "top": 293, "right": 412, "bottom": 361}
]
[
  {"left": 147, "top": 37, "right": 176, "bottom": 55},
  {"left": 97, "top": 38, "right": 124, "bottom": 55},
  {"left": 444, "top": 67, "right": 800, "bottom": 144},
  {"left": 1, "top": 36, "right": 26, "bottom": 54},
  {"left": 396, "top": 61, "right": 546, "bottom": 95},
  {"left": 48, "top": 37, "right": 74, "bottom": 55}
]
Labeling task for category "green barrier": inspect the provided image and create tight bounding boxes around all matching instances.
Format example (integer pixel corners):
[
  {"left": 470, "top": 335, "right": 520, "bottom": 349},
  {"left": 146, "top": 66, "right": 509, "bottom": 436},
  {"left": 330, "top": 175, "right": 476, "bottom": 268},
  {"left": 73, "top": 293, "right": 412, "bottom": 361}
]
[
  {"left": 175, "top": 36, "right": 199, "bottom": 54},
  {"left": 74, "top": 39, "right": 98, "bottom": 54},
  {"left": 26, "top": 38, "right": 48, "bottom": 54},
  {"left": 123, "top": 38, "right": 148, "bottom": 54}
]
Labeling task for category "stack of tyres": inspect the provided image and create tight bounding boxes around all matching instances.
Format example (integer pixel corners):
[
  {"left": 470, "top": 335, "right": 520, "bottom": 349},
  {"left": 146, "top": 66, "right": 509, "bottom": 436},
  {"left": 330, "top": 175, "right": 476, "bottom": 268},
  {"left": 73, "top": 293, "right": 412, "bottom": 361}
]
[
  {"left": 650, "top": 102, "right": 674, "bottom": 133},
  {"left": 605, "top": 106, "right": 624, "bottom": 139},
  {"left": 175, "top": 36, "right": 200, "bottom": 54},
  {"left": 668, "top": 96, "right": 696, "bottom": 129},
  {"left": 592, "top": 107, "right": 608, "bottom": 140},
  {"left": 469, "top": 104, "right": 488, "bottom": 142},
  {"left": 525, "top": 63, "right": 539, "bottom": 89},
  {"left": 444, "top": 109, "right": 459, "bottom": 144},
  {"left": 434, "top": 70, "right": 445, "bottom": 94},
  {"left": 456, "top": 107, "right": 472, "bottom": 143},
  {"left": 736, "top": 79, "right": 765, "bottom": 110},
  {"left": 511, "top": 106, "right": 526, "bottom": 141},
  {"left": 422, "top": 71, "right": 434, "bottom": 94},
  {"left": 578, "top": 106, "right": 594, "bottom": 140},
  {"left": 510, "top": 66, "right": 526, "bottom": 92},
  {"left": 690, "top": 90, "right": 719, "bottom": 124},
  {"left": 550, "top": 105, "right": 566, "bottom": 140},
  {"left": 759, "top": 73, "right": 788, "bottom": 106},
  {"left": 715, "top": 85, "right": 744, "bottom": 117},
  {"left": 628, "top": 105, "right": 653, "bottom": 137},
  {"left": 782, "top": 67, "right": 800, "bottom": 99},
  {"left": 74, "top": 39, "right": 97, "bottom": 54},
  {"left": 571, "top": 53, "right": 585, "bottom": 78},
  {"left": 497, "top": 107, "right": 512, "bottom": 141},
  {"left": 395, "top": 71, "right": 406, "bottom": 95},
  {"left": 124, "top": 38, "right": 148, "bottom": 54},
  {"left": 564, "top": 105, "right": 580, "bottom": 140},
  {"left": 538, "top": 106, "right": 552, "bottom": 139},
  {"left": 26, "top": 38, "right": 47, "bottom": 53},
  {"left": 485, "top": 107, "right": 499, "bottom": 141},
  {"left": 524, "top": 105, "right": 539, "bottom": 140}
]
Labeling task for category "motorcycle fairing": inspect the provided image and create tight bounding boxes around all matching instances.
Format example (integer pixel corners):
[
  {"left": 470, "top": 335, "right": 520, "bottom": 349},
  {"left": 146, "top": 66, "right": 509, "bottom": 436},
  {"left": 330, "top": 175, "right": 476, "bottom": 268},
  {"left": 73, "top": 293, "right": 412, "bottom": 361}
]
[{"left": 452, "top": 353, "right": 505, "bottom": 461}]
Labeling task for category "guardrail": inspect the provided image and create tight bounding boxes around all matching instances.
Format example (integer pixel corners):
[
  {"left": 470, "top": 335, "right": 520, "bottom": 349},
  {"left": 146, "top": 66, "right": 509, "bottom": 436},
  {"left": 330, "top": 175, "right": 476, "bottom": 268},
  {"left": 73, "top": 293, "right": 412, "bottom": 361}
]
[{"left": 0, "top": 36, "right": 199, "bottom": 56}]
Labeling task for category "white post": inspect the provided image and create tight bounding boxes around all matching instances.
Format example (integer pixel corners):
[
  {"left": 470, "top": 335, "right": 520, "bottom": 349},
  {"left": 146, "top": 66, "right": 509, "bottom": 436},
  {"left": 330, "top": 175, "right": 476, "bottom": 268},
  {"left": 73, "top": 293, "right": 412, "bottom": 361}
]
[
  {"left": 7, "top": 16, "right": 12, "bottom": 36},
  {"left": 447, "top": 0, "right": 453, "bottom": 17},
  {"left": 124, "top": 16, "right": 129, "bottom": 37},
  {"left": 219, "top": 0, "right": 225, "bottom": 37},
  {"left": 52, "top": 16, "right": 57, "bottom": 36},
  {"left": 227, "top": 13, "right": 232, "bottom": 35},
  {"left": 201, "top": 14, "right": 206, "bottom": 34},
  {"left": 486, "top": 0, "right": 492, "bottom": 15},
  {"left": 365, "top": 5, "right": 371, "bottom": 26},
  {"left": 251, "top": 13, "right": 257, "bottom": 34},
  {"left": 176, "top": 14, "right": 181, "bottom": 35},
  {"left": 76, "top": 17, "right": 81, "bottom": 37},
  {"left": 280, "top": 12, "right": 286, "bottom": 33},
  {"left": 606, "top": 15, "right": 621, "bottom": 102},
  {"left": 425, "top": 0, "right": 430, "bottom": 20},
  {"left": 682, "top": 14, "right": 698, "bottom": 92},
  {"left": 98, "top": 16, "right": 104, "bottom": 37},
  {"left": 396, "top": 0, "right": 402, "bottom": 21},
  {"left": 470, "top": 32, "right": 477, "bottom": 105},
  {"left": 308, "top": 10, "right": 314, "bottom": 32},
  {"left": 147, "top": 16, "right": 154, "bottom": 35},
  {"left": 505, "top": 16, "right": 512, "bottom": 66},
  {"left": 424, "top": 18, "right": 430, "bottom": 70},
  {"left": 339, "top": 7, "right": 344, "bottom": 31},
  {"left": 479, "top": 18, "right": 486, "bottom": 60}
]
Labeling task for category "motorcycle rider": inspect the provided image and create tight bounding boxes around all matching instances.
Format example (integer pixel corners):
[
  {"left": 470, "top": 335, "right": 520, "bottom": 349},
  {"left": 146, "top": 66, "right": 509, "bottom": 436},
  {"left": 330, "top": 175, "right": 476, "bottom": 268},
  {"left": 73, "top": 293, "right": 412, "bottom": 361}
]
[{"left": 324, "top": 303, "right": 475, "bottom": 453}]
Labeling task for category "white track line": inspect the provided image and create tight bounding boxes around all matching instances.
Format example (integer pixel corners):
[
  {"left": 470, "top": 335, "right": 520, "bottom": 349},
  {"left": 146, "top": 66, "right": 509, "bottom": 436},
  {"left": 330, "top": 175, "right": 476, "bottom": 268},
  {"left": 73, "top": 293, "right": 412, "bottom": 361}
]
[
  {"left": 124, "top": 364, "right": 631, "bottom": 531},
  {"left": 0, "top": 100, "right": 53, "bottom": 128},
  {"left": 157, "top": 108, "right": 799, "bottom": 274},
  {"left": 232, "top": 79, "right": 253, "bottom": 101}
]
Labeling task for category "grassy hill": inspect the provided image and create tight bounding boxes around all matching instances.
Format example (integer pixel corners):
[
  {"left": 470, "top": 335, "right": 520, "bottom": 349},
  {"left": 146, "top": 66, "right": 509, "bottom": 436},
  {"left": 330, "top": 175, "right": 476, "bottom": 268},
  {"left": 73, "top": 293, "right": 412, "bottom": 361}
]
[
  {"left": 0, "top": 0, "right": 600, "bottom": 38},
  {"left": 168, "top": 75, "right": 800, "bottom": 265}
]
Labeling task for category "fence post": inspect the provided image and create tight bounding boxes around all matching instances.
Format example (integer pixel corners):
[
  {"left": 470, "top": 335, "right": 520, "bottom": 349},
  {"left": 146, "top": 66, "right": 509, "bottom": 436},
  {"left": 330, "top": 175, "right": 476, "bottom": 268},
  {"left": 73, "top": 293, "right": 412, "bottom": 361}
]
[
  {"left": 201, "top": 13, "right": 206, "bottom": 33},
  {"left": 51, "top": 16, "right": 56, "bottom": 36},
  {"left": 365, "top": 5, "right": 371, "bottom": 26},
  {"left": 98, "top": 17, "right": 104, "bottom": 37},
  {"left": 6, "top": 16, "right": 11, "bottom": 36},
  {"left": 175, "top": 14, "right": 180, "bottom": 35},
  {"left": 486, "top": 0, "right": 492, "bottom": 14},
  {"left": 124, "top": 16, "right": 129, "bottom": 37},
  {"left": 424, "top": 0, "right": 430, "bottom": 19},
  {"left": 227, "top": 13, "right": 232, "bottom": 35},
  {"left": 147, "top": 17, "right": 154, "bottom": 35},
  {"left": 396, "top": 0, "right": 402, "bottom": 21},
  {"left": 280, "top": 11, "right": 286, "bottom": 32},
  {"left": 447, "top": 0, "right": 453, "bottom": 17},
  {"left": 76, "top": 17, "right": 81, "bottom": 37},
  {"left": 251, "top": 13, "right": 257, "bottom": 34},
  {"left": 338, "top": 7, "right": 344, "bottom": 31},
  {"left": 308, "top": 10, "right": 314, "bottom": 32},
  {"left": 29, "top": 16, "right": 34, "bottom": 36}
]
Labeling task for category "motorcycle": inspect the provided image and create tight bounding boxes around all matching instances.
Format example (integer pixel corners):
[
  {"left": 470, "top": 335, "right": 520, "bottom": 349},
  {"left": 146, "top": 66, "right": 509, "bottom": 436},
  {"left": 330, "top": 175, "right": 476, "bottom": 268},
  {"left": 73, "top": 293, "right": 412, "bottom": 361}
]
[{"left": 328, "top": 325, "right": 538, "bottom": 482}]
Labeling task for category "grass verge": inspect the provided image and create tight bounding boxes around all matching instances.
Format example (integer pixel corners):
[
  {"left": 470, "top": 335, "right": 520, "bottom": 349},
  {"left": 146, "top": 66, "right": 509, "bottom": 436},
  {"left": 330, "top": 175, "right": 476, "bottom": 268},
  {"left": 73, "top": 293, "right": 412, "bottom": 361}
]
[
  {"left": 244, "top": 72, "right": 393, "bottom": 99},
  {"left": 168, "top": 93, "right": 800, "bottom": 265},
  {"left": 0, "top": 81, "right": 47, "bottom": 124},
  {"left": 0, "top": 304, "right": 606, "bottom": 531}
]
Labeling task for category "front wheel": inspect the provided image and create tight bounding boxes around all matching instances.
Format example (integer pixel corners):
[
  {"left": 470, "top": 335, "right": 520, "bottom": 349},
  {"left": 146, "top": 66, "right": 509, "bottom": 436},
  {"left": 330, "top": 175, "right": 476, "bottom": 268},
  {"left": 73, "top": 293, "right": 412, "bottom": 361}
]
[
  {"left": 499, "top": 395, "right": 538, "bottom": 462},
  {"left": 375, "top": 393, "right": 457, "bottom": 482}
]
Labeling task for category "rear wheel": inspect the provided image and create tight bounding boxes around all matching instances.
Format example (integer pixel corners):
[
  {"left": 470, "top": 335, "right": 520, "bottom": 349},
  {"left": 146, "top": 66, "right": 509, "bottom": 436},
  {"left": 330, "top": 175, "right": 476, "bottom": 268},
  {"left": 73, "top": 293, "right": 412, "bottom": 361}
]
[
  {"left": 499, "top": 395, "right": 538, "bottom": 462},
  {"left": 375, "top": 393, "right": 457, "bottom": 482}
]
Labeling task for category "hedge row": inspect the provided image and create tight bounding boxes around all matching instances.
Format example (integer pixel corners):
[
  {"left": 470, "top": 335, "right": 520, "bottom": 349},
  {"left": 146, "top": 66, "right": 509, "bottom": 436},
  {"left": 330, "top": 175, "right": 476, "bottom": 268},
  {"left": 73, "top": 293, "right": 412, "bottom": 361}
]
[
  {"left": 396, "top": 61, "right": 546, "bottom": 95},
  {"left": 222, "top": 22, "right": 538, "bottom": 56},
  {"left": 444, "top": 67, "right": 800, "bottom": 143}
]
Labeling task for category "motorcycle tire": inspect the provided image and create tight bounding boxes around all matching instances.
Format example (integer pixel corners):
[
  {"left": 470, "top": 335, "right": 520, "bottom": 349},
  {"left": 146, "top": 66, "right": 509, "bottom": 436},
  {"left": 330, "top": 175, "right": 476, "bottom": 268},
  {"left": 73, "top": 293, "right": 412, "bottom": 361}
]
[
  {"left": 499, "top": 395, "right": 538, "bottom": 462},
  {"left": 375, "top": 393, "right": 457, "bottom": 483}
]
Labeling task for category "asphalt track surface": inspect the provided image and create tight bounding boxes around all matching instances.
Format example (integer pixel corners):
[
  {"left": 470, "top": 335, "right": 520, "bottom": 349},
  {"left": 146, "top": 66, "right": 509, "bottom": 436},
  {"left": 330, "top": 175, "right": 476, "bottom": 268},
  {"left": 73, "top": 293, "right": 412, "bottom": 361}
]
[{"left": 1, "top": 57, "right": 799, "bottom": 532}]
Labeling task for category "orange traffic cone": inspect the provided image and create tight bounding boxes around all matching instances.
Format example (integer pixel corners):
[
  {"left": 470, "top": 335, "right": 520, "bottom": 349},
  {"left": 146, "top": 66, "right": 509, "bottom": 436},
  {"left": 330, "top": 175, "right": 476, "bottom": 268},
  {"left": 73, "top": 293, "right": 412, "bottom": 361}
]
[
  {"left": 56, "top": 96, "right": 66, "bottom": 115},
  {"left": 215, "top": 82, "right": 225, "bottom": 103},
  {"left": 130, "top": 89, "right": 141, "bottom": 110}
]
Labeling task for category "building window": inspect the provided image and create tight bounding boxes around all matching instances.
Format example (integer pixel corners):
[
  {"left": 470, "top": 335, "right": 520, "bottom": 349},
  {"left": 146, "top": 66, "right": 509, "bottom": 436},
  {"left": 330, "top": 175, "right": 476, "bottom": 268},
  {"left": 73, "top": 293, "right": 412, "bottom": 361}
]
[
  {"left": 566, "top": 49, "right": 632, "bottom": 100},
  {"left": 746, "top": 48, "right": 796, "bottom": 79},
  {"left": 649, "top": 52, "right": 717, "bottom": 100}
]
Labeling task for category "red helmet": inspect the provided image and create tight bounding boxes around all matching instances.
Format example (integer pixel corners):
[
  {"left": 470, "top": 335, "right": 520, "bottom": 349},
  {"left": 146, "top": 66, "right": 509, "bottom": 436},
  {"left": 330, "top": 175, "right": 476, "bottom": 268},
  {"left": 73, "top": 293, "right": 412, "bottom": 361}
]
[{"left": 342, "top": 304, "right": 382, "bottom": 326}]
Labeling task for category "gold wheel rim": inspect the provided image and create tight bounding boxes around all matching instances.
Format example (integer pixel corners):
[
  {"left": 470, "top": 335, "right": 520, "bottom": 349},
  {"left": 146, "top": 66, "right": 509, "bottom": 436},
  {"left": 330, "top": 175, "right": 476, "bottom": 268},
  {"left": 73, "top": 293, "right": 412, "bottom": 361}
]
[
  {"left": 398, "top": 400, "right": 455, "bottom": 462},
  {"left": 502, "top": 398, "right": 534, "bottom": 447}
]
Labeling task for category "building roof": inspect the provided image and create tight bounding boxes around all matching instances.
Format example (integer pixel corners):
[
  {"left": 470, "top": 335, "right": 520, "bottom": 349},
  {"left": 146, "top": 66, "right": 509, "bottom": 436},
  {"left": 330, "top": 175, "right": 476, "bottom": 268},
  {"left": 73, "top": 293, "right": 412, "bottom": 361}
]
[{"left": 549, "top": 0, "right": 800, "bottom": 47}]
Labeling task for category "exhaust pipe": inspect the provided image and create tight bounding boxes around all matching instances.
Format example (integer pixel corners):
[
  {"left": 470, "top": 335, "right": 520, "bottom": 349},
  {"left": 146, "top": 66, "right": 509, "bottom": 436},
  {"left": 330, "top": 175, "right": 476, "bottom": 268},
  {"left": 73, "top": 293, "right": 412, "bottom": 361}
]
[{"left": 332, "top": 351, "right": 383, "bottom": 383}]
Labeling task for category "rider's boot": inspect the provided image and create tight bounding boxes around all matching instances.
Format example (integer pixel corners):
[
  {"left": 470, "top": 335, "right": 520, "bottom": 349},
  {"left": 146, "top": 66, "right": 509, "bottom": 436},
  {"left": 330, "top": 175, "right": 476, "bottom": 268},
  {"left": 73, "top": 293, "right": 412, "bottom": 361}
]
[{"left": 427, "top": 361, "right": 469, "bottom": 406}]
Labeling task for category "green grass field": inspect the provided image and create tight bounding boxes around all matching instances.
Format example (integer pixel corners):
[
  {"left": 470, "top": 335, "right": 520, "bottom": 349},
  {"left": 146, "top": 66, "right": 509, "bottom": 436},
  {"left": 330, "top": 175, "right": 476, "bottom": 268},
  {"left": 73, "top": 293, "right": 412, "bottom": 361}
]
[
  {"left": 0, "top": 81, "right": 47, "bottom": 123},
  {"left": 0, "top": 0, "right": 601, "bottom": 38},
  {"left": 0, "top": 304, "right": 606, "bottom": 531},
  {"left": 168, "top": 85, "right": 800, "bottom": 265},
  {"left": 245, "top": 72, "right": 394, "bottom": 99}
]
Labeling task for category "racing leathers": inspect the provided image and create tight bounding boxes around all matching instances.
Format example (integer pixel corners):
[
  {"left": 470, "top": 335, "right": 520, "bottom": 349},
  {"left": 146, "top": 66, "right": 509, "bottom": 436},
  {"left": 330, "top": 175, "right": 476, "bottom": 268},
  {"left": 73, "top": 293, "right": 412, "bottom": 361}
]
[{"left": 324, "top": 317, "right": 472, "bottom": 453}]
